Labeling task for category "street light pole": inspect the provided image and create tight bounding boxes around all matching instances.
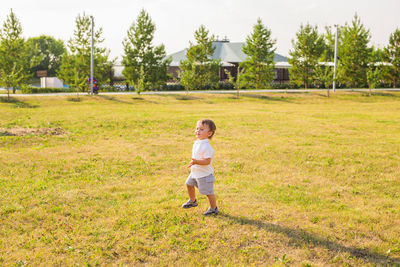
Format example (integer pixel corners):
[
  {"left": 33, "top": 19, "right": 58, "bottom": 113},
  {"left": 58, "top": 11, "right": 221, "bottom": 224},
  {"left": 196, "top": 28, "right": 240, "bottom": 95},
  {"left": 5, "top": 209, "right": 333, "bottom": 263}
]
[
  {"left": 90, "top": 15, "right": 94, "bottom": 95},
  {"left": 333, "top": 24, "right": 338, "bottom": 92}
]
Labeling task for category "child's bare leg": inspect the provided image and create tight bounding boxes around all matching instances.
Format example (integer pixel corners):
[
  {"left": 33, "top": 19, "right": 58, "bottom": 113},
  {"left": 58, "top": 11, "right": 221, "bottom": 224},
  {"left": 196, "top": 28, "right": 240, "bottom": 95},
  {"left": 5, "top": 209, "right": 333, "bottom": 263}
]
[
  {"left": 207, "top": 194, "right": 217, "bottom": 209},
  {"left": 186, "top": 185, "right": 196, "bottom": 202}
]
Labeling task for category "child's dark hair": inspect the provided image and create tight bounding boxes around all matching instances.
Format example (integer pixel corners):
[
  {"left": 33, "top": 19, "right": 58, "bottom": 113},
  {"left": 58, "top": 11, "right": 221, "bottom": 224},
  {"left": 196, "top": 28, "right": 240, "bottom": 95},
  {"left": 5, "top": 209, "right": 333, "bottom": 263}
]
[{"left": 200, "top": 119, "right": 216, "bottom": 139}]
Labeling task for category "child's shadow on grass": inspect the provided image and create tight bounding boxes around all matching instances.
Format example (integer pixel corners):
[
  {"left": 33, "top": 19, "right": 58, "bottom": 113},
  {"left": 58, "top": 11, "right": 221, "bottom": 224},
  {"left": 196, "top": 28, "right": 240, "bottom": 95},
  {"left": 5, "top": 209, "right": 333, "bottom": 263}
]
[
  {"left": 0, "top": 97, "right": 39, "bottom": 108},
  {"left": 216, "top": 213, "right": 399, "bottom": 265}
]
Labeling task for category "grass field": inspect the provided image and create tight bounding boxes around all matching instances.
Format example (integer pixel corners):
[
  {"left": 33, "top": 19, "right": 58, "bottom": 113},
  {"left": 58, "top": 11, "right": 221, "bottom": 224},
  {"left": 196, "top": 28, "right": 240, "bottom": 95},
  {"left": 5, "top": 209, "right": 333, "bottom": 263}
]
[{"left": 1, "top": 92, "right": 400, "bottom": 266}]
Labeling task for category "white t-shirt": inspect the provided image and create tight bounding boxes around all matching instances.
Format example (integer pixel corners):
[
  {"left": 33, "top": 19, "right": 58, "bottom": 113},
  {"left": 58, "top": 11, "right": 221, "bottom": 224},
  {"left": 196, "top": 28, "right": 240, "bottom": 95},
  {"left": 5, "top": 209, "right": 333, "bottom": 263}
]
[{"left": 190, "top": 138, "right": 214, "bottom": 178}]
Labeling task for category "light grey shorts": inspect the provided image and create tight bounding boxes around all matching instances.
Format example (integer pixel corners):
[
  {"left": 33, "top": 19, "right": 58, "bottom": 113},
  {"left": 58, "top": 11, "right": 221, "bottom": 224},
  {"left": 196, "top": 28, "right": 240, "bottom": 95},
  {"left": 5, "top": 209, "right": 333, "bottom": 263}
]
[{"left": 185, "top": 173, "right": 215, "bottom": 195}]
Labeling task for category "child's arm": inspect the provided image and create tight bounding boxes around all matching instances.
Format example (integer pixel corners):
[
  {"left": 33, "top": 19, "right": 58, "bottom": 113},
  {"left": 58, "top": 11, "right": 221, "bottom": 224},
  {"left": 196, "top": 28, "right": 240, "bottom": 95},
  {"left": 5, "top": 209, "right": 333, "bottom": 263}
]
[
  {"left": 187, "top": 158, "right": 211, "bottom": 168},
  {"left": 193, "top": 158, "right": 211, "bottom": 165}
]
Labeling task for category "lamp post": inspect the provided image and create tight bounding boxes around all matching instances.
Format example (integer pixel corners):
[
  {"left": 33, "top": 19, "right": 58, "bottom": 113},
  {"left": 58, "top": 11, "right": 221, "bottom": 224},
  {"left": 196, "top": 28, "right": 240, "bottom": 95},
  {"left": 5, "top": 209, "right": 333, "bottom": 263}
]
[
  {"left": 333, "top": 24, "right": 338, "bottom": 92},
  {"left": 90, "top": 15, "right": 94, "bottom": 95}
]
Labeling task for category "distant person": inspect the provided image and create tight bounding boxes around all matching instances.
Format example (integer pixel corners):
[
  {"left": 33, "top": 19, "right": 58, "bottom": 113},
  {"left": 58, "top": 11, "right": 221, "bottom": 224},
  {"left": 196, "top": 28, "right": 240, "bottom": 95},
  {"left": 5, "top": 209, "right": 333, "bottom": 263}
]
[
  {"left": 182, "top": 119, "right": 218, "bottom": 215},
  {"left": 88, "top": 77, "right": 99, "bottom": 94}
]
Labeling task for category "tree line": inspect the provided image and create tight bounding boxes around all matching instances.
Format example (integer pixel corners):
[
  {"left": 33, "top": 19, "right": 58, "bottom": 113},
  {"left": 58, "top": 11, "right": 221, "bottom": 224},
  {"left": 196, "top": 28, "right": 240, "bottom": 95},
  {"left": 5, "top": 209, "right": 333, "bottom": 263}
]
[
  {"left": 289, "top": 14, "right": 400, "bottom": 89},
  {"left": 0, "top": 9, "right": 400, "bottom": 96}
]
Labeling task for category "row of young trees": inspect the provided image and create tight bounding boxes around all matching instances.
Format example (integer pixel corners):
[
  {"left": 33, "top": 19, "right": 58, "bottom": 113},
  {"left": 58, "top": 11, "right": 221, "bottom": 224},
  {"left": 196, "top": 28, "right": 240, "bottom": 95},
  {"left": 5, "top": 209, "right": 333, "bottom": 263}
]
[
  {"left": 0, "top": 10, "right": 107, "bottom": 96},
  {"left": 0, "top": 9, "right": 170, "bottom": 95},
  {"left": 1, "top": 9, "right": 400, "bottom": 96},
  {"left": 289, "top": 15, "right": 400, "bottom": 89},
  {"left": 179, "top": 18, "right": 276, "bottom": 91},
  {"left": 120, "top": 10, "right": 277, "bottom": 92},
  {"left": 0, "top": 11, "right": 71, "bottom": 99},
  {"left": 0, "top": 8, "right": 273, "bottom": 94}
]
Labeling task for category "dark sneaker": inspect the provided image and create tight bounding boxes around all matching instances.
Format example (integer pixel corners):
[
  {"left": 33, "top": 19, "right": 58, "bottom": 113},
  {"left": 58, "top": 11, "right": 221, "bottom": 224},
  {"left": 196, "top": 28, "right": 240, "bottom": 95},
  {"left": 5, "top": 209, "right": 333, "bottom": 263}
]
[
  {"left": 203, "top": 207, "right": 219, "bottom": 215},
  {"left": 182, "top": 199, "right": 198, "bottom": 208}
]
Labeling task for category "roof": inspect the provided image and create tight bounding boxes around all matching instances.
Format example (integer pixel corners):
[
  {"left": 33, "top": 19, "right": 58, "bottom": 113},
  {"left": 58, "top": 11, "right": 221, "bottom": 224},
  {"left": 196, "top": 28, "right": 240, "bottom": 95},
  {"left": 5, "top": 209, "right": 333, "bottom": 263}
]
[{"left": 167, "top": 41, "right": 288, "bottom": 67}]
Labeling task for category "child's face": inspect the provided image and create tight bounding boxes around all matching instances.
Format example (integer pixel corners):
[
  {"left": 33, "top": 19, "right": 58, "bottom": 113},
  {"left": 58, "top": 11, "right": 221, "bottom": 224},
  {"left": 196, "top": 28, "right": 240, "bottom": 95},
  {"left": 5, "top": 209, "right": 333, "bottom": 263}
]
[{"left": 195, "top": 122, "right": 212, "bottom": 140}]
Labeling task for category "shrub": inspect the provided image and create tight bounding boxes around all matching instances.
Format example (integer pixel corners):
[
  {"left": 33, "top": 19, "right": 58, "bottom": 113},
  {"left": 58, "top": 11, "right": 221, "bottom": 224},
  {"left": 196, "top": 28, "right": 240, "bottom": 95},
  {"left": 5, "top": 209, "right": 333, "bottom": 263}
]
[
  {"left": 159, "top": 81, "right": 235, "bottom": 91},
  {"left": 268, "top": 83, "right": 299, "bottom": 89},
  {"left": 160, "top": 83, "right": 185, "bottom": 91},
  {"left": 21, "top": 87, "right": 71, "bottom": 94},
  {"left": 99, "top": 86, "right": 120, "bottom": 92},
  {"left": 216, "top": 81, "right": 235, "bottom": 90}
]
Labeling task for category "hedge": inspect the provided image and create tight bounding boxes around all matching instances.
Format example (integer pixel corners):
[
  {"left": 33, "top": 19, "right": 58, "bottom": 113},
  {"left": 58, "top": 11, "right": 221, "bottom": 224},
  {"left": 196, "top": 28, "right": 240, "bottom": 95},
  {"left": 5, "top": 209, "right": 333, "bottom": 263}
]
[{"left": 21, "top": 87, "right": 71, "bottom": 94}]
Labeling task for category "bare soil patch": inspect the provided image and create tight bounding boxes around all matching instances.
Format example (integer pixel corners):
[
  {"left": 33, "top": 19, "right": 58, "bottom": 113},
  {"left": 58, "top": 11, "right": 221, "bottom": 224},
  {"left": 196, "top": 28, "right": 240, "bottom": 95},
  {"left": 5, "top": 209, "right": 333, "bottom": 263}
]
[{"left": 0, "top": 127, "right": 66, "bottom": 136}]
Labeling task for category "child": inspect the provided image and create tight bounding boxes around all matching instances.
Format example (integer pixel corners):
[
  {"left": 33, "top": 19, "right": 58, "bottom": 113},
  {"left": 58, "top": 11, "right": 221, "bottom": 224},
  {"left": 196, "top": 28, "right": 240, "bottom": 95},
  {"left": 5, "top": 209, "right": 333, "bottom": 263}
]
[{"left": 182, "top": 119, "right": 218, "bottom": 215}]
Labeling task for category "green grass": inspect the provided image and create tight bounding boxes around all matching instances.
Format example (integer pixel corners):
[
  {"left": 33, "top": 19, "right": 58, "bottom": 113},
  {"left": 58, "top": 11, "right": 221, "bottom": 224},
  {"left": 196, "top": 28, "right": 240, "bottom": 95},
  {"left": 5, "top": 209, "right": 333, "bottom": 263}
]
[{"left": 1, "top": 92, "right": 400, "bottom": 266}]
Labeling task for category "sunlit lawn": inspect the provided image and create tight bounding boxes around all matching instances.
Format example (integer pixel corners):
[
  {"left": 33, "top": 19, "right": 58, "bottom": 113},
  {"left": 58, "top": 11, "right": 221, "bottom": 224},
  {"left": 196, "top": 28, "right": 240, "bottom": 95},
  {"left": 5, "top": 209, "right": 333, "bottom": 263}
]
[{"left": 0, "top": 92, "right": 400, "bottom": 266}]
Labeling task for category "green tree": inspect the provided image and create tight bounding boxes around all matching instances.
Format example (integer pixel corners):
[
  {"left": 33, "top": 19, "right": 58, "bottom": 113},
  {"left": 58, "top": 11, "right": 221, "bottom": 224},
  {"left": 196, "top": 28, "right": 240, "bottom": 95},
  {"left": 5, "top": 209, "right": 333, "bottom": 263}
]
[
  {"left": 225, "top": 68, "right": 244, "bottom": 98},
  {"left": 384, "top": 28, "right": 400, "bottom": 87},
  {"left": 26, "top": 35, "right": 66, "bottom": 77},
  {"left": 0, "top": 9, "right": 31, "bottom": 96},
  {"left": 122, "top": 9, "right": 170, "bottom": 94},
  {"left": 321, "top": 26, "right": 337, "bottom": 62},
  {"left": 317, "top": 26, "right": 340, "bottom": 91},
  {"left": 59, "top": 53, "right": 87, "bottom": 98},
  {"left": 315, "top": 64, "right": 333, "bottom": 91},
  {"left": 288, "top": 23, "right": 325, "bottom": 88},
  {"left": 338, "top": 14, "right": 371, "bottom": 88},
  {"left": 240, "top": 18, "right": 276, "bottom": 89},
  {"left": 136, "top": 65, "right": 147, "bottom": 95},
  {"left": 180, "top": 25, "right": 220, "bottom": 92},
  {"left": 0, "top": 63, "right": 24, "bottom": 101},
  {"left": 367, "top": 46, "right": 386, "bottom": 95},
  {"left": 58, "top": 13, "right": 113, "bottom": 92}
]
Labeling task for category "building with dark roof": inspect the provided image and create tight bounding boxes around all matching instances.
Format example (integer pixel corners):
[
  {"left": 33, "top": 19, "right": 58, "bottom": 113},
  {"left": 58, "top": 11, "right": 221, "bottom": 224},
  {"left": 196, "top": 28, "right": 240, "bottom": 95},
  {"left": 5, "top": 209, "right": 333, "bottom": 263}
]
[{"left": 167, "top": 39, "right": 290, "bottom": 83}]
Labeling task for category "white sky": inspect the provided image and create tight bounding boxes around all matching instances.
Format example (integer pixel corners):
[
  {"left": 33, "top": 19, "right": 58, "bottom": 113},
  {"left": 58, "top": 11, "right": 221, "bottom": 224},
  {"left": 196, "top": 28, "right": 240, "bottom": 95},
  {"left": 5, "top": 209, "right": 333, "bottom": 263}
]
[{"left": 2, "top": 0, "right": 400, "bottom": 61}]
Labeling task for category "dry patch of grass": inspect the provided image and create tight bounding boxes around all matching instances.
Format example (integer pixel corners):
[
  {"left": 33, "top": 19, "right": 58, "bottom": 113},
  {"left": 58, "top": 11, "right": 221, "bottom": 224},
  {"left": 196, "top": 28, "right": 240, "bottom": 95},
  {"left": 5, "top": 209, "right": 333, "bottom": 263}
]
[
  {"left": 0, "top": 127, "right": 66, "bottom": 136},
  {"left": 0, "top": 92, "right": 400, "bottom": 266}
]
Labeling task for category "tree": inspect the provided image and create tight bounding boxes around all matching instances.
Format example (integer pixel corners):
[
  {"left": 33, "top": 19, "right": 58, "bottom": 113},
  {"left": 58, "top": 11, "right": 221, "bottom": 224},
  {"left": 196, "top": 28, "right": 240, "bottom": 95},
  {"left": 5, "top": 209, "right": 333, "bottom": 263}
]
[
  {"left": 322, "top": 26, "right": 337, "bottom": 63},
  {"left": 59, "top": 53, "right": 87, "bottom": 98},
  {"left": 122, "top": 9, "right": 170, "bottom": 94},
  {"left": 240, "top": 18, "right": 276, "bottom": 89},
  {"left": 338, "top": 14, "right": 371, "bottom": 88},
  {"left": 367, "top": 46, "right": 386, "bottom": 95},
  {"left": 180, "top": 25, "right": 220, "bottom": 92},
  {"left": 384, "top": 28, "right": 400, "bottom": 87},
  {"left": 288, "top": 23, "right": 325, "bottom": 88},
  {"left": 225, "top": 68, "right": 244, "bottom": 98},
  {"left": 0, "top": 9, "right": 31, "bottom": 96},
  {"left": 0, "top": 63, "right": 24, "bottom": 101},
  {"left": 315, "top": 64, "right": 334, "bottom": 96},
  {"left": 316, "top": 26, "right": 340, "bottom": 93},
  {"left": 26, "top": 35, "right": 66, "bottom": 77},
  {"left": 58, "top": 13, "right": 113, "bottom": 92}
]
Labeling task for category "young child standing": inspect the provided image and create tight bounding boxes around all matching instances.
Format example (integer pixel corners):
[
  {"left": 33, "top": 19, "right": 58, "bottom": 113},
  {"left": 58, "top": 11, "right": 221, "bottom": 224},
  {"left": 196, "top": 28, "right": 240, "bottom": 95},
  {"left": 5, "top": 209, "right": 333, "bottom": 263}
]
[{"left": 182, "top": 119, "right": 218, "bottom": 215}]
